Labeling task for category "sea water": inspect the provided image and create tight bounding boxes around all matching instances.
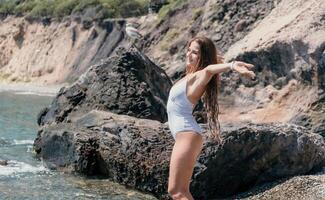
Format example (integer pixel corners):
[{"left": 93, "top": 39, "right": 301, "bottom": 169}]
[{"left": 0, "top": 91, "right": 156, "bottom": 200}]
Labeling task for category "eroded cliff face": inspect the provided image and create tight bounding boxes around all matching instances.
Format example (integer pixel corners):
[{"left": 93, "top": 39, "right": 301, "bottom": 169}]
[{"left": 0, "top": 16, "right": 126, "bottom": 85}]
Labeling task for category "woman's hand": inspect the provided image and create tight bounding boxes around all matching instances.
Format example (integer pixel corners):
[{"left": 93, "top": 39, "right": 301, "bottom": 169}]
[{"left": 232, "top": 61, "right": 256, "bottom": 79}]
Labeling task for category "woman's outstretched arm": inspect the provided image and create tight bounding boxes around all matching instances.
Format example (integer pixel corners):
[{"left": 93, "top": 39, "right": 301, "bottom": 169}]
[
  {"left": 206, "top": 61, "right": 255, "bottom": 77},
  {"left": 188, "top": 61, "right": 256, "bottom": 95},
  {"left": 205, "top": 62, "right": 233, "bottom": 74}
]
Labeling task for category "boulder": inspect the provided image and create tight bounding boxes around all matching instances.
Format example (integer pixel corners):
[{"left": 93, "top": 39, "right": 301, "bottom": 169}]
[
  {"left": 37, "top": 48, "right": 172, "bottom": 126},
  {"left": 192, "top": 123, "right": 325, "bottom": 199},
  {"left": 35, "top": 110, "right": 173, "bottom": 199},
  {"left": 34, "top": 110, "right": 325, "bottom": 199}
]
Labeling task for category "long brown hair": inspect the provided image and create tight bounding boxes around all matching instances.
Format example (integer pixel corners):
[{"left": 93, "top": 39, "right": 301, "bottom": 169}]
[{"left": 186, "top": 36, "right": 222, "bottom": 143}]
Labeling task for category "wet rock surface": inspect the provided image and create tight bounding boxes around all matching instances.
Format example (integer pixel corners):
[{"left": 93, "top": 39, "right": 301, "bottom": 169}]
[{"left": 0, "top": 159, "right": 8, "bottom": 166}]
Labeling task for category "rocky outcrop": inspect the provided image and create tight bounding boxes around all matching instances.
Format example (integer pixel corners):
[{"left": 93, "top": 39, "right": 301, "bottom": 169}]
[
  {"left": 37, "top": 47, "right": 172, "bottom": 125},
  {"left": 34, "top": 109, "right": 325, "bottom": 199}
]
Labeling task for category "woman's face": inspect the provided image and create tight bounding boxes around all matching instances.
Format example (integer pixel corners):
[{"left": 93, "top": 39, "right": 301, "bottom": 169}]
[{"left": 186, "top": 41, "right": 200, "bottom": 69}]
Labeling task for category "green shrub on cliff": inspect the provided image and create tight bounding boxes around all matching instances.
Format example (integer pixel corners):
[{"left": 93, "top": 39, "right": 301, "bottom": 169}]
[
  {"left": 0, "top": 0, "right": 149, "bottom": 19},
  {"left": 54, "top": 0, "right": 79, "bottom": 18},
  {"left": 14, "top": 0, "right": 37, "bottom": 15},
  {"left": 0, "top": 0, "right": 16, "bottom": 15},
  {"left": 28, "top": 0, "right": 54, "bottom": 18},
  {"left": 100, "top": 0, "right": 149, "bottom": 18},
  {"left": 73, "top": 0, "right": 99, "bottom": 13},
  {"left": 156, "top": 0, "right": 185, "bottom": 25}
]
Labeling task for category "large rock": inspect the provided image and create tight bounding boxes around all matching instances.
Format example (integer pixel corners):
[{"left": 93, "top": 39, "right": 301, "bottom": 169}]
[
  {"left": 34, "top": 110, "right": 325, "bottom": 199},
  {"left": 37, "top": 48, "right": 172, "bottom": 126},
  {"left": 192, "top": 123, "right": 325, "bottom": 199},
  {"left": 35, "top": 110, "right": 173, "bottom": 199}
]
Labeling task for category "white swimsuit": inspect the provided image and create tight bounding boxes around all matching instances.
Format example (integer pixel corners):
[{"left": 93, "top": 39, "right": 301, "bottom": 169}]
[{"left": 166, "top": 77, "right": 203, "bottom": 139}]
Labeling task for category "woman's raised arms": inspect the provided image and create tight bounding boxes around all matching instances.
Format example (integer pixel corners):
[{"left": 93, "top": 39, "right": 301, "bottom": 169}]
[{"left": 200, "top": 61, "right": 256, "bottom": 84}]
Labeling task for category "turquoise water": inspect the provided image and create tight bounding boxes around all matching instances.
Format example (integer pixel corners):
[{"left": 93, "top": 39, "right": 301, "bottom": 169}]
[{"left": 0, "top": 91, "right": 156, "bottom": 200}]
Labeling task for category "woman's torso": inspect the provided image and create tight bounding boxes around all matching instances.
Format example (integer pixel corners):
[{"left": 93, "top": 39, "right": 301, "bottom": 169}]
[
  {"left": 169, "top": 73, "right": 207, "bottom": 104},
  {"left": 167, "top": 77, "right": 192, "bottom": 114},
  {"left": 166, "top": 74, "right": 205, "bottom": 137}
]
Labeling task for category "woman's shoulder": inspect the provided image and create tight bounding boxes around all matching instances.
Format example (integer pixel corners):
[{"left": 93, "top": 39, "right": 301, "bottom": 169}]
[
  {"left": 189, "top": 69, "right": 213, "bottom": 87},
  {"left": 190, "top": 70, "right": 206, "bottom": 80}
]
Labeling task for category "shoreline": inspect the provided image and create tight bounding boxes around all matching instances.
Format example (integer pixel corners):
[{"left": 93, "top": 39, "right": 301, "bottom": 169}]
[{"left": 0, "top": 82, "right": 67, "bottom": 96}]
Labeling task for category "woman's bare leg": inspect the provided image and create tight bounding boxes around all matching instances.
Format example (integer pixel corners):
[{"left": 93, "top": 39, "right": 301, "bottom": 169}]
[{"left": 168, "top": 132, "right": 203, "bottom": 200}]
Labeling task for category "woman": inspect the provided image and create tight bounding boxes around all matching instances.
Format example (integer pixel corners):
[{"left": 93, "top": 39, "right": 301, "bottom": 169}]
[{"left": 166, "top": 36, "right": 256, "bottom": 200}]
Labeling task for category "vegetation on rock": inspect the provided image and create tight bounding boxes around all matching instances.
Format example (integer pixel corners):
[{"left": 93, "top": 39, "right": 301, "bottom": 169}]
[{"left": 0, "top": 0, "right": 150, "bottom": 19}]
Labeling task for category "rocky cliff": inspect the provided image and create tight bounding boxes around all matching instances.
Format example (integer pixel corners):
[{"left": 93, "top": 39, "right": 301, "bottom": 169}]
[{"left": 0, "top": 16, "right": 126, "bottom": 84}]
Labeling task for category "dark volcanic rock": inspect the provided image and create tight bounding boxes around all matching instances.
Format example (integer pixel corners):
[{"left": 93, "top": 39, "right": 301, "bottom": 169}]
[
  {"left": 34, "top": 110, "right": 325, "bottom": 199},
  {"left": 192, "top": 123, "right": 325, "bottom": 199},
  {"left": 0, "top": 160, "right": 8, "bottom": 166},
  {"left": 37, "top": 48, "right": 172, "bottom": 126},
  {"left": 35, "top": 110, "right": 173, "bottom": 199}
]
